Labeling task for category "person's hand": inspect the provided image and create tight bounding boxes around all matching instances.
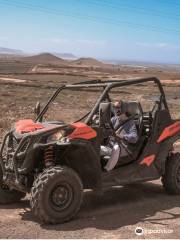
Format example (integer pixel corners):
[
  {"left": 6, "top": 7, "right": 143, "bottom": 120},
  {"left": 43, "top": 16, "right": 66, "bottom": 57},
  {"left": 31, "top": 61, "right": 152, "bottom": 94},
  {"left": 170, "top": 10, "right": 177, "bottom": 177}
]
[
  {"left": 115, "top": 130, "right": 124, "bottom": 139},
  {"left": 92, "top": 114, "right": 98, "bottom": 121},
  {"left": 92, "top": 114, "right": 99, "bottom": 125}
]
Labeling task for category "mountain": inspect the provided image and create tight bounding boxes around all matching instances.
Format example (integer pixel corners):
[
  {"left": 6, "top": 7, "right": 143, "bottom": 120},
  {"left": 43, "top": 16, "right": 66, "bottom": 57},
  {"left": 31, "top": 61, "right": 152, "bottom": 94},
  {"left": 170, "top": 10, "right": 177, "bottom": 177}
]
[
  {"left": 53, "top": 53, "right": 77, "bottom": 59},
  {"left": 22, "top": 53, "right": 69, "bottom": 65},
  {"left": 71, "top": 57, "right": 107, "bottom": 67},
  {"left": 0, "top": 47, "right": 24, "bottom": 55}
]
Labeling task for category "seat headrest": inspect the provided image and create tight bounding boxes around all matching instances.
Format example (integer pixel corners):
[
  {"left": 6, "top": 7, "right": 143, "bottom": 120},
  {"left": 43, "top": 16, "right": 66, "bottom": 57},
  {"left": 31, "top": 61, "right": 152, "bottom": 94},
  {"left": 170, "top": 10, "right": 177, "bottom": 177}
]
[
  {"left": 127, "top": 102, "right": 142, "bottom": 116},
  {"left": 99, "top": 102, "right": 112, "bottom": 128}
]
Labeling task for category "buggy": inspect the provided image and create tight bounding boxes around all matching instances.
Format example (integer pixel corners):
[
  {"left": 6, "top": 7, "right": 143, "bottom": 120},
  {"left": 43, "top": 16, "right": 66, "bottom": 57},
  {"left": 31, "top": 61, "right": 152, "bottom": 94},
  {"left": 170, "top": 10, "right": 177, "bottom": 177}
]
[{"left": 0, "top": 77, "right": 180, "bottom": 224}]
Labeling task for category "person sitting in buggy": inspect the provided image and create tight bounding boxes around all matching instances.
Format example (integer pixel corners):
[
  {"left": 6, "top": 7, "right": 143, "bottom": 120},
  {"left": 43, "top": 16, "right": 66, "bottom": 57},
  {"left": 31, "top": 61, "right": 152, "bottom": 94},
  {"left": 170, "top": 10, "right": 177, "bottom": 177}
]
[{"left": 100, "top": 100, "right": 138, "bottom": 171}]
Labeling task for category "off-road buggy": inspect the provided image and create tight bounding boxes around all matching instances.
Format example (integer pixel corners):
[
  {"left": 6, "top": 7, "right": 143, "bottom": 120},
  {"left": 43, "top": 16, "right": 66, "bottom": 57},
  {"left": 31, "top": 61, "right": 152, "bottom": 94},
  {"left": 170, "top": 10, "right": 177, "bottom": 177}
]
[{"left": 0, "top": 77, "right": 179, "bottom": 224}]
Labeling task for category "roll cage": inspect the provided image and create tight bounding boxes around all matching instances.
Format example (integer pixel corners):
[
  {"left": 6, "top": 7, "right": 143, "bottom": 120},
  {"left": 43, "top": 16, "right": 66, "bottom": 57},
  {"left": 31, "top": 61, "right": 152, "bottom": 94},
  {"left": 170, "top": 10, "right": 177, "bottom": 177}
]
[{"left": 35, "top": 77, "right": 169, "bottom": 124}]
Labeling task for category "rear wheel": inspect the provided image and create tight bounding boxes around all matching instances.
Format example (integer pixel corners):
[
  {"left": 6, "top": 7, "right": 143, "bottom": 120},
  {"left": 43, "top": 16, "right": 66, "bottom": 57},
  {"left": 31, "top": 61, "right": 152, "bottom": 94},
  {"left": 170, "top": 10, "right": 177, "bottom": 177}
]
[
  {"left": 0, "top": 166, "right": 25, "bottom": 204},
  {"left": 30, "top": 166, "right": 83, "bottom": 224},
  {"left": 162, "top": 153, "right": 180, "bottom": 194}
]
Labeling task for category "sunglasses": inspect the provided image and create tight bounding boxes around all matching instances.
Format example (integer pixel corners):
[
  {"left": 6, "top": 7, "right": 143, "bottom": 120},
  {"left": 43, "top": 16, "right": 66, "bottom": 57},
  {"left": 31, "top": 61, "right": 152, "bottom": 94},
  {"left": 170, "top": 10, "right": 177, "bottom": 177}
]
[{"left": 114, "top": 108, "right": 122, "bottom": 115}]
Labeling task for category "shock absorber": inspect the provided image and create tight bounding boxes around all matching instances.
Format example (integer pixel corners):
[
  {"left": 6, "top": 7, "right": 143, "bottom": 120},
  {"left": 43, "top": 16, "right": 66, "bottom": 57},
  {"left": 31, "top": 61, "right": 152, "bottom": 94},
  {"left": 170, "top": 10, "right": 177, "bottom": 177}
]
[{"left": 44, "top": 146, "right": 54, "bottom": 167}]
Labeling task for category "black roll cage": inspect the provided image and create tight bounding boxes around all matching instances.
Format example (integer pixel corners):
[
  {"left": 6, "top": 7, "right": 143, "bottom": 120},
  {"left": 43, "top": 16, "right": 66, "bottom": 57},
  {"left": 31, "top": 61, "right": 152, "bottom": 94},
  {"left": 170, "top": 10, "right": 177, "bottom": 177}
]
[{"left": 35, "top": 77, "right": 169, "bottom": 124}]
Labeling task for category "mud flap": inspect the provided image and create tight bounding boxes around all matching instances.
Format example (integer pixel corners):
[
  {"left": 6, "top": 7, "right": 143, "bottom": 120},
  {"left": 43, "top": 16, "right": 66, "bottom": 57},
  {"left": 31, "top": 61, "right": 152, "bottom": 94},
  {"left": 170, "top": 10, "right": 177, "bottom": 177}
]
[{"left": 66, "top": 139, "right": 102, "bottom": 189}]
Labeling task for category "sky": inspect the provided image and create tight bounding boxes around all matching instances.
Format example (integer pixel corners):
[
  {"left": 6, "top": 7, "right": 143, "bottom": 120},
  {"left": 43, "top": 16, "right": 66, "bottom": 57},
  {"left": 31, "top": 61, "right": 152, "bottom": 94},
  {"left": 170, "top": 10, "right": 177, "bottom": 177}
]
[{"left": 0, "top": 0, "right": 180, "bottom": 63}]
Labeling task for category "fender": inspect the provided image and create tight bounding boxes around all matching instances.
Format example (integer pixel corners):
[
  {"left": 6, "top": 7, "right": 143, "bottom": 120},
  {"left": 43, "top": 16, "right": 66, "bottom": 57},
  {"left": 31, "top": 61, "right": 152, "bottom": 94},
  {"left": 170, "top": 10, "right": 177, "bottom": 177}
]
[
  {"left": 157, "top": 121, "right": 180, "bottom": 143},
  {"left": 65, "top": 139, "right": 102, "bottom": 189},
  {"left": 142, "top": 120, "right": 180, "bottom": 172},
  {"left": 68, "top": 122, "right": 97, "bottom": 140},
  {"left": 155, "top": 132, "right": 180, "bottom": 174}
]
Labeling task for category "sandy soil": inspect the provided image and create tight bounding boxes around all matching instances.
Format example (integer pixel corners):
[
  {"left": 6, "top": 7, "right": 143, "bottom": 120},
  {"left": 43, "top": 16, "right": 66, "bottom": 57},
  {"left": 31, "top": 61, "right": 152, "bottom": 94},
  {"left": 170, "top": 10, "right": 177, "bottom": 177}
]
[
  {"left": 0, "top": 180, "right": 180, "bottom": 239},
  {"left": 0, "top": 77, "right": 26, "bottom": 83},
  {"left": 0, "top": 67, "right": 179, "bottom": 239},
  {"left": 161, "top": 80, "right": 180, "bottom": 84}
]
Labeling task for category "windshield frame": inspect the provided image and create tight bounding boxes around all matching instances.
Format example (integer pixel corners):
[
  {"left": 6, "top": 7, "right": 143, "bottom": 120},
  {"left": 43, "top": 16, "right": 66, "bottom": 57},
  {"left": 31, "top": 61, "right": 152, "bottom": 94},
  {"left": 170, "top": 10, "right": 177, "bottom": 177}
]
[{"left": 35, "top": 77, "right": 169, "bottom": 124}]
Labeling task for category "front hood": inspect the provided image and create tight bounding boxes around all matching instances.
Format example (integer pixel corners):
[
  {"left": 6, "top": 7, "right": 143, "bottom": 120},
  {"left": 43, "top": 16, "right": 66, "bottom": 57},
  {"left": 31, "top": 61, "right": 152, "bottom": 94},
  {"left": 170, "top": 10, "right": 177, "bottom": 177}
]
[
  {"left": 14, "top": 119, "right": 66, "bottom": 136},
  {"left": 13, "top": 119, "right": 97, "bottom": 141}
]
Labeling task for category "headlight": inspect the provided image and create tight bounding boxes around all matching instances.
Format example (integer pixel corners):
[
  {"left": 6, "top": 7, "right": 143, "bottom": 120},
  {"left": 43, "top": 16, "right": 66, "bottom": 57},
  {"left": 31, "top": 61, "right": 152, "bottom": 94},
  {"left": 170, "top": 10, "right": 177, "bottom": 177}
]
[{"left": 47, "top": 130, "right": 65, "bottom": 142}]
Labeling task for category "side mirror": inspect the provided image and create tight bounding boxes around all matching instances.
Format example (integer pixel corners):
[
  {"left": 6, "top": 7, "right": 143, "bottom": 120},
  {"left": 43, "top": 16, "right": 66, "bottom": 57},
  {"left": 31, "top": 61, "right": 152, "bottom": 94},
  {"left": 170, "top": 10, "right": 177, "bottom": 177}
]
[{"left": 34, "top": 101, "right": 41, "bottom": 116}]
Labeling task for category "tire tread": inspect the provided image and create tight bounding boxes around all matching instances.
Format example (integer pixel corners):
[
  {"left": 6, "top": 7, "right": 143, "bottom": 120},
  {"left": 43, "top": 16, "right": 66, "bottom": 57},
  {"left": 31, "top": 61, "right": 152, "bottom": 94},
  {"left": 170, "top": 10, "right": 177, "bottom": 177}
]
[
  {"left": 162, "top": 153, "right": 180, "bottom": 194},
  {"left": 30, "top": 166, "right": 83, "bottom": 224}
]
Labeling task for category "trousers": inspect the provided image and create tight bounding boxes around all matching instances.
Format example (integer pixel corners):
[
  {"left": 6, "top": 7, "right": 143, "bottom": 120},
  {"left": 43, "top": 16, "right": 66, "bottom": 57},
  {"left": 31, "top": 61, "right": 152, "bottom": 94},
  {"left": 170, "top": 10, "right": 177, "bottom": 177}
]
[{"left": 100, "top": 143, "right": 128, "bottom": 171}]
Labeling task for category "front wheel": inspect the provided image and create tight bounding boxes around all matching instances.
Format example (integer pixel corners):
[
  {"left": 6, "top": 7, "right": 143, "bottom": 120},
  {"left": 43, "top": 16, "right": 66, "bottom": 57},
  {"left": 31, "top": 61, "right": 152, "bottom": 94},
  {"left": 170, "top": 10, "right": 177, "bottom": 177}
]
[
  {"left": 30, "top": 166, "right": 83, "bottom": 224},
  {"left": 162, "top": 153, "right": 180, "bottom": 194}
]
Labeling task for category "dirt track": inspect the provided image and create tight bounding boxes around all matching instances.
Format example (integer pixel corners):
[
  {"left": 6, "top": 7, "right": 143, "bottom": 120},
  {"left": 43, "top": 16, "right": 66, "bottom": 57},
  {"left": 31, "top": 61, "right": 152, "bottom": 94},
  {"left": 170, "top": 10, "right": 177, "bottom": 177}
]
[
  {"left": 0, "top": 180, "right": 180, "bottom": 239},
  {"left": 0, "top": 77, "right": 26, "bottom": 83}
]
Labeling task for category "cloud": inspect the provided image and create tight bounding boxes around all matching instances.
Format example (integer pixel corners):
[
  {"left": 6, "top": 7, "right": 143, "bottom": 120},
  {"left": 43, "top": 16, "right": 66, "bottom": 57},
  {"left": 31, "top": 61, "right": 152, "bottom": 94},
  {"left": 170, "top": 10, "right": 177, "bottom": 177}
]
[
  {"left": 49, "top": 38, "right": 106, "bottom": 46},
  {"left": 50, "top": 38, "right": 69, "bottom": 44},
  {"left": 136, "top": 42, "right": 169, "bottom": 48},
  {"left": 76, "top": 39, "right": 106, "bottom": 46},
  {"left": 135, "top": 42, "right": 180, "bottom": 51}
]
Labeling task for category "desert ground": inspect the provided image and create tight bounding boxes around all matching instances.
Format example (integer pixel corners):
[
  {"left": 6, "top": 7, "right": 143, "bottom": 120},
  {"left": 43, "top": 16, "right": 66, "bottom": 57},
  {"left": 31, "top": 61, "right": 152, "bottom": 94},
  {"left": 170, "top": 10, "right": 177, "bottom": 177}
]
[
  {"left": 0, "top": 181, "right": 180, "bottom": 239},
  {"left": 0, "top": 53, "right": 180, "bottom": 238}
]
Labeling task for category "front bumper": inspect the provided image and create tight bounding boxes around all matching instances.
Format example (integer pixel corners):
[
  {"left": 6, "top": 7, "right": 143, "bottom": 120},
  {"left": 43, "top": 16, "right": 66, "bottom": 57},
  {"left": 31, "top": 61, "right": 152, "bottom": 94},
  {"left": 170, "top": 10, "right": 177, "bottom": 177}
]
[
  {"left": 0, "top": 131, "right": 30, "bottom": 190},
  {"left": 0, "top": 125, "right": 66, "bottom": 191}
]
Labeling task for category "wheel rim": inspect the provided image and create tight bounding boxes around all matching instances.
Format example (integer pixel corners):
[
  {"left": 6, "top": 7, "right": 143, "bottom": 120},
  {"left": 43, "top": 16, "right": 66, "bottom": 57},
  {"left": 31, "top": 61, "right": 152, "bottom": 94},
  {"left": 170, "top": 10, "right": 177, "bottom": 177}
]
[{"left": 50, "top": 183, "right": 74, "bottom": 211}]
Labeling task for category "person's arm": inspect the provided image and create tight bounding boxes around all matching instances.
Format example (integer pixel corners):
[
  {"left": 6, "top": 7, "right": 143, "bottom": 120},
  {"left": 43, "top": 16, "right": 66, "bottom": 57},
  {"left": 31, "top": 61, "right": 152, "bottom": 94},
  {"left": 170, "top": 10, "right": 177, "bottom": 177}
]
[
  {"left": 123, "top": 122, "right": 138, "bottom": 143},
  {"left": 111, "top": 116, "right": 116, "bottom": 129}
]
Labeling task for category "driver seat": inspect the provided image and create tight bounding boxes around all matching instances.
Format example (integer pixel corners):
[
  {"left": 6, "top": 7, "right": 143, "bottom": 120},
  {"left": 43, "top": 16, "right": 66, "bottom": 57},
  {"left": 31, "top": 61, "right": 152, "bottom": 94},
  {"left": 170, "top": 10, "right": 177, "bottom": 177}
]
[
  {"left": 117, "top": 101, "right": 145, "bottom": 165},
  {"left": 99, "top": 101, "right": 146, "bottom": 167},
  {"left": 99, "top": 102, "right": 114, "bottom": 144},
  {"left": 127, "top": 101, "right": 143, "bottom": 136}
]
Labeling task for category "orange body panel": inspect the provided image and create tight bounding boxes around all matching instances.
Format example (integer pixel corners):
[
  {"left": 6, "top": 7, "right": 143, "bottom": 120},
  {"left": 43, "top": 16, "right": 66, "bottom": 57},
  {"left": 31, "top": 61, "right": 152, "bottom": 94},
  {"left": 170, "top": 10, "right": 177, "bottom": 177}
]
[
  {"left": 157, "top": 121, "right": 180, "bottom": 143},
  {"left": 15, "top": 119, "right": 44, "bottom": 133},
  {"left": 140, "top": 154, "right": 156, "bottom": 167},
  {"left": 69, "top": 122, "right": 97, "bottom": 140}
]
